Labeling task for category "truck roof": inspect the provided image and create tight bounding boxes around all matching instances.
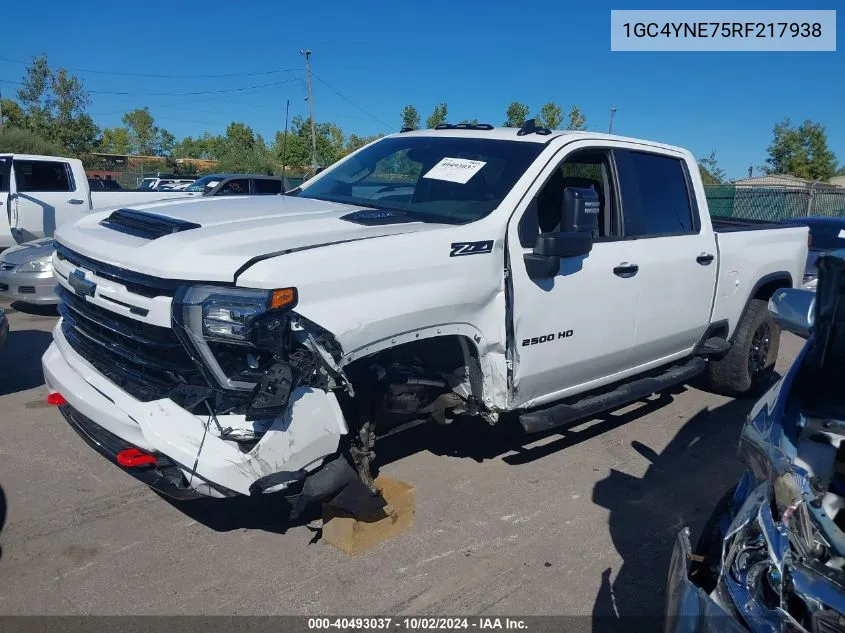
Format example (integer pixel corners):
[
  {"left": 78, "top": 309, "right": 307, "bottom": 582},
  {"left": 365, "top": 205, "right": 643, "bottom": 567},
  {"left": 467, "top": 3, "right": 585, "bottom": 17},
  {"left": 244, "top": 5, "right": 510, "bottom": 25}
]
[{"left": 393, "top": 127, "right": 689, "bottom": 155}]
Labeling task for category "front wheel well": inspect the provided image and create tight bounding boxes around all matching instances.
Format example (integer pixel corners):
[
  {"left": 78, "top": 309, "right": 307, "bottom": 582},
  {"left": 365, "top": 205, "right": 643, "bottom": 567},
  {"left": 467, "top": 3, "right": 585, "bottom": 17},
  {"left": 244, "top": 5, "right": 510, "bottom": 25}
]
[{"left": 343, "top": 334, "right": 484, "bottom": 399}]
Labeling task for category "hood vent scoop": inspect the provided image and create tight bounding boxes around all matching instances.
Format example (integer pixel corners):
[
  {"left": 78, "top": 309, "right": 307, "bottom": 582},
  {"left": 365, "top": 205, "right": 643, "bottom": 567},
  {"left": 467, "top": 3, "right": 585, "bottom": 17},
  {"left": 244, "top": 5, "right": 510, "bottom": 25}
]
[
  {"left": 99, "top": 209, "right": 202, "bottom": 240},
  {"left": 340, "top": 209, "right": 417, "bottom": 226}
]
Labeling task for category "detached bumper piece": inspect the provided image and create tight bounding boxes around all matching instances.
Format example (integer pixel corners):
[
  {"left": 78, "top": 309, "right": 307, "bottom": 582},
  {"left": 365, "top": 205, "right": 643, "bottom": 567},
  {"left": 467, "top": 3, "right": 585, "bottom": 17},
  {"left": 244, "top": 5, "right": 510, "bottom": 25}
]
[
  {"left": 664, "top": 529, "right": 749, "bottom": 633},
  {"left": 58, "top": 404, "right": 231, "bottom": 500}
]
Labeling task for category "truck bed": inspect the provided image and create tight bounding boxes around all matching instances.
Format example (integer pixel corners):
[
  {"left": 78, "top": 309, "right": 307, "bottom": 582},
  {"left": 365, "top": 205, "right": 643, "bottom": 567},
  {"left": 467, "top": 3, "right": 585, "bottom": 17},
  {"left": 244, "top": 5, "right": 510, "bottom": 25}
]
[{"left": 709, "top": 221, "right": 808, "bottom": 339}]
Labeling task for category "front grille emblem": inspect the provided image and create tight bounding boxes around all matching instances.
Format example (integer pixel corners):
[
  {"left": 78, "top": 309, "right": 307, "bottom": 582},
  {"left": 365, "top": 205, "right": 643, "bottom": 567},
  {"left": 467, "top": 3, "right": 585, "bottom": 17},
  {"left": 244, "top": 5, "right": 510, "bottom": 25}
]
[{"left": 68, "top": 269, "right": 97, "bottom": 298}]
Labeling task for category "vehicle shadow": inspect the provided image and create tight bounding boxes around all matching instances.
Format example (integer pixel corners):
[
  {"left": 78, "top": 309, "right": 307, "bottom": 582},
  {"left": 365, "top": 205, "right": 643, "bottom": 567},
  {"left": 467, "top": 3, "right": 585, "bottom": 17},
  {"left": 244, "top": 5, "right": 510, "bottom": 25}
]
[
  {"left": 0, "top": 329, "right": 54, "bottom": 396},
  {"left": 162, "top": 387, "right": 683, "bottom": 535},
  {"left": 161, "top": 492, "right": 322, "bottom": 536},
  {"left": 589, "top": 391, "right": 762, "bottom": 632}
]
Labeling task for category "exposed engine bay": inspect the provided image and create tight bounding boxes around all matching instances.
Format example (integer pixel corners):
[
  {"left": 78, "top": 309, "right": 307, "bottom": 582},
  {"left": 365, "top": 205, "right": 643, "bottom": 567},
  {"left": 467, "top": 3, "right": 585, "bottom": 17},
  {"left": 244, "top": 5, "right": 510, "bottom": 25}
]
[{"left": 681, "top": 254, "right": 845, "bottom": 633}]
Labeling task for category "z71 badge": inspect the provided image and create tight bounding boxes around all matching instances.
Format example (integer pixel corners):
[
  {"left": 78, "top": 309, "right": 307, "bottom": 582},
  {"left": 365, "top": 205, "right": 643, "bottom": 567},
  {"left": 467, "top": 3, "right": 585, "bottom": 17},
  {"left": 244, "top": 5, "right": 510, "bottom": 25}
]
[{"left": 450, "top": 240, "right": 494, "bottom": 257}]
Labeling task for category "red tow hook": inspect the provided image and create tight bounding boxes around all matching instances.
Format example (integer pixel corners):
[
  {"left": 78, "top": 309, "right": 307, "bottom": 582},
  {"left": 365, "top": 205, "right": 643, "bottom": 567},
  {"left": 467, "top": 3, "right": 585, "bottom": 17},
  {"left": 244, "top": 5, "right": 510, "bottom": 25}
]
[
  {"left": 46, "top": 392, "right": 68, "bottom": 406},
  {"left": 116, "top": 448, "right": 157, "bottom": 468}
]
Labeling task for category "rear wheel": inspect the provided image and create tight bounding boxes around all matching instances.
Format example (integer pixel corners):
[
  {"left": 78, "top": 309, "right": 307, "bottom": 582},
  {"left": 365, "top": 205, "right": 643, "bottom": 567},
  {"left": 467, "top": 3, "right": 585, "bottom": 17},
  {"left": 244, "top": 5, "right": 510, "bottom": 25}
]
[{"left": 702, "top": 298, "right": 780, "bottom": 397}]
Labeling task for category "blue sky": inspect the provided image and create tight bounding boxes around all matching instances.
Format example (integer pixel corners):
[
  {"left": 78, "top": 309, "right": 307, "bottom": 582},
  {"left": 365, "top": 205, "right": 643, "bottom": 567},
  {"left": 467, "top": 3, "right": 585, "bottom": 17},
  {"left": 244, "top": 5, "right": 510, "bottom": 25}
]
[{"left": 2, "top": 0, "right": 842, "bottom": 178}]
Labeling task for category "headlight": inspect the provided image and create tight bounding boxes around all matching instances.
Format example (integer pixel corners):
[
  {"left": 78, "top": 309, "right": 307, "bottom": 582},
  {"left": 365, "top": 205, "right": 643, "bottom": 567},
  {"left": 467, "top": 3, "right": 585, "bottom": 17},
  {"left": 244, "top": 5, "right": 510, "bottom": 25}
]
[
  {"left": 17, "top": 257, "right": 53, "bottom": 273},
  {"left": 173, "top": 285, "right": 297, "bottom": 390}
]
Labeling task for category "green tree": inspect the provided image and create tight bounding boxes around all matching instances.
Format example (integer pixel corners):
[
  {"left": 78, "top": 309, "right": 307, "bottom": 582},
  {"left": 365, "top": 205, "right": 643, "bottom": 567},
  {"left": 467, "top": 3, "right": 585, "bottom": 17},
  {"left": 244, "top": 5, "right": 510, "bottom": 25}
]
[
  {"left": 48, "top": 68, "right": 98, "bottom": 154},
  {"left": 426, "top": 103, "right": 448, "bottom": 128},
  {"left": 764, "top": 118, "right": 838, "bottom": 181},
  {"left": 16, "top": 55, "right": 52, "bottom": 139},
  {"left": 345, "top": 133, "right": 381, "bottom": 154},
  {"left": 217, "top": 121, "right": 276, "bottom": 173},
  {"left": 0, "top": 99, "right": 25, "bottom": 128},
  {"left": 538, "top": 102, "right": 563, "bottom": 129},
  {"left": 565, "top": 105, "right": 587, "bottom": 131},
  {"left": 122, "top": 108, "right": 158, "bottom": 155},
  {"left": 504, "top": 101, "right": 529, "bottom": 127},
  {"left": 99, "top": 127, "right": 132, "bottom": 154},
  {"left": 10, "top": 55, "right": 99, "bottom": 154},
  {"left": 698, "top": 151, "right": 726, "bottom": 185},
  {"left": 0, "top": 127, "right": 64, "bottom": 155},
  {"left": 401, "top": 105, "right": 420, "bottom": 130}
]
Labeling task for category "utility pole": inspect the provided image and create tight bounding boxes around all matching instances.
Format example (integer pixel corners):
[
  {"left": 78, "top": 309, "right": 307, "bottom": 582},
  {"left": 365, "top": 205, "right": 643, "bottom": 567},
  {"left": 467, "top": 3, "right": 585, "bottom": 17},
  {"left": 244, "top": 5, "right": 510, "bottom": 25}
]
[
  {"left": 300, "top": 49, "right": 317, "bottom": 169},
  {"left": 280, "top": 99, "right": 290, "bottom": 186},
  {"left": 0, "top": 86, "right": 4, "bottom": 130},
  {"left": 608, "top": 106, "right": 617, "bottom": 134}
]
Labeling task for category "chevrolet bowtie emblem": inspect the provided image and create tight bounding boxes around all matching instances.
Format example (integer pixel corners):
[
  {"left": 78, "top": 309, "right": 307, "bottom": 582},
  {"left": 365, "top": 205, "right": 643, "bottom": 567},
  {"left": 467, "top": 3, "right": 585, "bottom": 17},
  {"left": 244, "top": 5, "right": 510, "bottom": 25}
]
[{"left": 68, "top": 269, "right": 97, "bottom": 298}]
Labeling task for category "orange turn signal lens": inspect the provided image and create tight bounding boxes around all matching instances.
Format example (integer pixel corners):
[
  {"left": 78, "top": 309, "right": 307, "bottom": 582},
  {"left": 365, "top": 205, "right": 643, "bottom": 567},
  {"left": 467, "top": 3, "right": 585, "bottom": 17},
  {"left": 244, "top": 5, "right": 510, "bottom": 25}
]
[{"left": 268, "top": 287, "right": 298, "bottom": 310}]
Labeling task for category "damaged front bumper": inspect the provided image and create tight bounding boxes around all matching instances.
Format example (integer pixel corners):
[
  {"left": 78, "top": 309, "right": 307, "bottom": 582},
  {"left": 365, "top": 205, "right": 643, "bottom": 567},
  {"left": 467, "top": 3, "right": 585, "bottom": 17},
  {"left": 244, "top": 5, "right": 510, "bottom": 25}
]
[
  {"left": 665, "top": 528, "right": 750, "bottom": 633},
  {"left": 43, "top": 328, "right": 348, "bottom": 498}
]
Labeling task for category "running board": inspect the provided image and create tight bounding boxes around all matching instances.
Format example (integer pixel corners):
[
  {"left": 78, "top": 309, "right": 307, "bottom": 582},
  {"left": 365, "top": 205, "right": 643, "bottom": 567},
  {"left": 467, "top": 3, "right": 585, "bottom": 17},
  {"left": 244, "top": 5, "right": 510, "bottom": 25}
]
[{"left": 519, "top": 357, "right": 707, "bottom": 434}]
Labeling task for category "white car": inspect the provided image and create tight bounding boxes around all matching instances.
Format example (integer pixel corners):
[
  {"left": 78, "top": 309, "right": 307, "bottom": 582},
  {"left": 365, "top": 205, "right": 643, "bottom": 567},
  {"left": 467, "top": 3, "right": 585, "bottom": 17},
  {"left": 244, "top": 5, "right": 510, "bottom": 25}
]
[
  {"left": 0, "top": 238, "right": 57, "bottom": 305},
  {"left": 43, "top": 122, "right": 808, "bottom": 510}
]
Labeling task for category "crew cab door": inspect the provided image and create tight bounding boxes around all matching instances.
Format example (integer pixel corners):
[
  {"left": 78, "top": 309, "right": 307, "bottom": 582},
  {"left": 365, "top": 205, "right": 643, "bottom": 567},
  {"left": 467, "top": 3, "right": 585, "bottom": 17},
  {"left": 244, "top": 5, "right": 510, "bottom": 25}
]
[
  {"left": 613, "top": 149, "right": 717, "bottom": 367},
  {"left": 508, "top": 144, "right": 643, "bottom": 408},
  {"left": 11, "top": 158, "right": 84, "bottom": 242}
]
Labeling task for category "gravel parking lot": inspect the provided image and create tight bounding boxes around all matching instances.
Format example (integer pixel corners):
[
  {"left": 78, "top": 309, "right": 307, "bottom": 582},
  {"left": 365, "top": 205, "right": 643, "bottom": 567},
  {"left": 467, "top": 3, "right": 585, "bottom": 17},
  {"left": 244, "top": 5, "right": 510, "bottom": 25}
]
[{"left": 0, "top": 298, "right": 803, "bottom": 617}]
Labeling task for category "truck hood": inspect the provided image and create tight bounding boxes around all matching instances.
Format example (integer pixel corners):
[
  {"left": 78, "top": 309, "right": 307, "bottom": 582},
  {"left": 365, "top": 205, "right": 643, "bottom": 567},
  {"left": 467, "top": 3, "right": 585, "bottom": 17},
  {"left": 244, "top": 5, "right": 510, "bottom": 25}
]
[{"left": 54, "top": 195, "right": 444, "bottom": 282}]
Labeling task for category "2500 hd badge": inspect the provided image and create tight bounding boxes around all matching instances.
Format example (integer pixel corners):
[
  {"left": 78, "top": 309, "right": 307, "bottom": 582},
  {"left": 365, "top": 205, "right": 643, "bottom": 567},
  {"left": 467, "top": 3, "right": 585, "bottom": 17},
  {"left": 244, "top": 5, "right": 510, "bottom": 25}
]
[{"left": 522, "top": 330, "right": 574, "bottom": 346}]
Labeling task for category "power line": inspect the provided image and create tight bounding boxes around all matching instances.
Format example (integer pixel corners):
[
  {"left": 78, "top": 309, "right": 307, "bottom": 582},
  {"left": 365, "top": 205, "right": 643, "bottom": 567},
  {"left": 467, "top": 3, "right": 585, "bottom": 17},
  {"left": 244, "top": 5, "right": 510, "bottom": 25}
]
[
  {"left": 311, "top": 73, "right": 393, "bottom": 131},
  {"left": 0, "top": 56, "right": 298, "bottom": 79},
  {"left": 0, "top": 77, "right": 300, "bottom": 96}
]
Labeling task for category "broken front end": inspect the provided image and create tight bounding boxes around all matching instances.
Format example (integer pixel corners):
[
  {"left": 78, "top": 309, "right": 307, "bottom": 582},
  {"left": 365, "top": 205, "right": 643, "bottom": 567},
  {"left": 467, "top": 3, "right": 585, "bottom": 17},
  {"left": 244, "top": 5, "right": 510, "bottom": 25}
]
[
  {"left": 667, "top": 253, "right": 845, "bottom": 633},
  {"left": 46, "top": 249, "right": 486, "bottom": 511}
]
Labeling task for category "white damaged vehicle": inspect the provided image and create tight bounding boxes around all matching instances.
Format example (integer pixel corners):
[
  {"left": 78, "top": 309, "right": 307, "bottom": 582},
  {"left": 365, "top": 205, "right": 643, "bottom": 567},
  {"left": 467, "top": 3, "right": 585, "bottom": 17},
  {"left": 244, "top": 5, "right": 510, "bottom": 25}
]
[{"left": 42, "top": 122, "right": 809, "bottom": 512}]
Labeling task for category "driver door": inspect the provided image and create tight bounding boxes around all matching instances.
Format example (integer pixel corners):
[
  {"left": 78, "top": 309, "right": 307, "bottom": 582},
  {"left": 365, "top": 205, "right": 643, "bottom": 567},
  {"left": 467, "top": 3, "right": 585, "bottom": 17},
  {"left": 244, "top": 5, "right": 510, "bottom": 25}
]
[{"left": 507, "top": 144, "right": 645, "bottom": 408}]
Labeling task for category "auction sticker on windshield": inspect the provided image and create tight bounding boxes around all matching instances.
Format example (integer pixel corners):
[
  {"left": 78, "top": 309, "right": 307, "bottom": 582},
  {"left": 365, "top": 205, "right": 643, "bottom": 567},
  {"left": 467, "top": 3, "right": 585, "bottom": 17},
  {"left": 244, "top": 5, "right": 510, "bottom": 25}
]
[{"left": 423, "top": 157, "right": 487, "bottom": 184}]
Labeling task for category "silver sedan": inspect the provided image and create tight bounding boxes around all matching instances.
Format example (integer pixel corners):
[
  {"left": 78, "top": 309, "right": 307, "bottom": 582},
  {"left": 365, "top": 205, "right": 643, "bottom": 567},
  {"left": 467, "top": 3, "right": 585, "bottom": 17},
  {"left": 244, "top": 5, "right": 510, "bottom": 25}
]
[{"left": 0, "top": 238, "right": 58, "bottom": 305}]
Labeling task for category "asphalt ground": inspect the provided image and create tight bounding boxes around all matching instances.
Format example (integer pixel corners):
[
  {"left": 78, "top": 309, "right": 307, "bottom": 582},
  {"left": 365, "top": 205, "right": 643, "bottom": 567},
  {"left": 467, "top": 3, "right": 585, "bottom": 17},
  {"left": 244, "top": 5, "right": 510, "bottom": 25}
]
[{"left": 0, "top": 299, "right": 803, "bottom": 620}]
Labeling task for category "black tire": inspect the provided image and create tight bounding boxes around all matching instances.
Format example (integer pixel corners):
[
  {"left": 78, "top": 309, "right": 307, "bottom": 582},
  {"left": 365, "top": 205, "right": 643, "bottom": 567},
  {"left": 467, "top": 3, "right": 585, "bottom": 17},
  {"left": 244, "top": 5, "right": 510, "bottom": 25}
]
[{"left": 702, "top": 298, "right": 780, "bottom": 397}]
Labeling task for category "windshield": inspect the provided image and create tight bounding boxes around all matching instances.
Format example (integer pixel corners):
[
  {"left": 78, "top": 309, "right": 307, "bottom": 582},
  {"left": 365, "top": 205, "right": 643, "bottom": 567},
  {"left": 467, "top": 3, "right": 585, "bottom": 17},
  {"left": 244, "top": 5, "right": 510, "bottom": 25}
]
[
  {"left": 185, "top": 175, "right": 223, "bottom": 193},
  {"left": 137, "top": 178, "right": 156, "bottom": 191},
  {"left": 296, "top": 136, "right": 544, "bottom": 223}
]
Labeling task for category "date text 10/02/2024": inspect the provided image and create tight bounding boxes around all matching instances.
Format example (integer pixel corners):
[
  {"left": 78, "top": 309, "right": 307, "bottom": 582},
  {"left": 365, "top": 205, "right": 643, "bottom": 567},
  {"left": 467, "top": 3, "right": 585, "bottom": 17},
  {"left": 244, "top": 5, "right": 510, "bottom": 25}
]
[{"left": 307, "top": 618, "right": 529, "bottom": 630}]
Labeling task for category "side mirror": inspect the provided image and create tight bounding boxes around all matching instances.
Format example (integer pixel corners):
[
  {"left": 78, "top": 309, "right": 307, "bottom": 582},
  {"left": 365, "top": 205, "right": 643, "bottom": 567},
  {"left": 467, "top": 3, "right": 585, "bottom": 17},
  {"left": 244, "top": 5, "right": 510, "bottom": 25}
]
[{"left": 768, "top": 288, "right": 815, "bottom": 337}]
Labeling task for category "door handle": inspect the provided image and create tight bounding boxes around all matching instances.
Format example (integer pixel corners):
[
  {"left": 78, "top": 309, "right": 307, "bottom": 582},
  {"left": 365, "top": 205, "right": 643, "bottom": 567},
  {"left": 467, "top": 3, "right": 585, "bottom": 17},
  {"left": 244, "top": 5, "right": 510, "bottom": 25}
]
[
  {"left": 696, "top": 253, "right": 715, "bottom": 265},
  {"left": 613, "top": 262, "right": 639, "bottom": 278},
  {"left": 67, "top": 198, "right": 85, "bottom": 205}
]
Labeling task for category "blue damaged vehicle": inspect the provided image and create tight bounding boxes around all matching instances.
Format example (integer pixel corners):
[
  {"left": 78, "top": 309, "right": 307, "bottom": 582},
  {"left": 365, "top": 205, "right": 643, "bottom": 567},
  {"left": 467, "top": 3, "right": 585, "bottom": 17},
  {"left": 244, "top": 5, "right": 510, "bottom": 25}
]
[{"left": 666, "top": 250, "right": 845, "bottom": 633}]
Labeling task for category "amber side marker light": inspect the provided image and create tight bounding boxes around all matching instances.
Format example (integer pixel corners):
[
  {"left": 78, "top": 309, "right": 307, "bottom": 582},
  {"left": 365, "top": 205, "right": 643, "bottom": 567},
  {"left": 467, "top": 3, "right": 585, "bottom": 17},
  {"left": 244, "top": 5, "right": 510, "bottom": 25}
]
[{"left": 268, "top": 287, "right": 298, "bottom": 310}]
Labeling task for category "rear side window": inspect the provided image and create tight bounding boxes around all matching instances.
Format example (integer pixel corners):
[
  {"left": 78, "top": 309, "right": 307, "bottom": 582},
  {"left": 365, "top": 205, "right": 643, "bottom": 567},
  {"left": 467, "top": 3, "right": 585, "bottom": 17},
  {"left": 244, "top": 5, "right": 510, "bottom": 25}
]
[
  {"left": 253, "top": 178, "right": 282, "bottom": 194},
  {"left": 615, "top": 150, "right": 695, "bottom": 237},
  {"left": 14, "top": 160, "right": 74, "bottom": 192}
]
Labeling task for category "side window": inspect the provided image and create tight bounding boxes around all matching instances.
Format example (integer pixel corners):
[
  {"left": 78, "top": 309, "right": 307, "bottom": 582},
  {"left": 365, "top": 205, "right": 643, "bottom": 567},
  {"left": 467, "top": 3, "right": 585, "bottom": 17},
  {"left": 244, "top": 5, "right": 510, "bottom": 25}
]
[
  {"left": 253, "top": 179, "right": 282, "bottom": 194},
  {"left": 218, "top": 178, "right": 249, "bottom": 195},
  {"left": 518, "top": 150, "right": 615, "bottom": 247},
  {"left": 13, "top": 160, "right": 74, "bottom": 192},
  {"left": 614, "top": 150, "right": 696, "bottom": 237}
]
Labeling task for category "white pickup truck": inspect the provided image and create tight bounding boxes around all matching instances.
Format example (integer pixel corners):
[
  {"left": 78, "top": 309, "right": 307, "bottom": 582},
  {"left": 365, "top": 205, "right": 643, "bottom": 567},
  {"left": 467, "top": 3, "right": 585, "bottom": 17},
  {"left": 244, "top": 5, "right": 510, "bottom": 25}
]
[
  {"left": 42, "top": 123, "right": 808, "bottom": 510},
  {"left": 0, "top": 153, "right": 197, "bottom": 248}
]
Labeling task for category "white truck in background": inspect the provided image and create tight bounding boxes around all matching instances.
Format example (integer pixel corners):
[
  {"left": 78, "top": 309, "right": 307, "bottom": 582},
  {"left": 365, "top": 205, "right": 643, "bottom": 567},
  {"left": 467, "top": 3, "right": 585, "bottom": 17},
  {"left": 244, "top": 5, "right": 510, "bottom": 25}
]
[
  {"left": 0, "top": 154, "right": 198, "bottom": 248},
  {"left": 43, "top": 123, "right": 809, "bottom": 512}
]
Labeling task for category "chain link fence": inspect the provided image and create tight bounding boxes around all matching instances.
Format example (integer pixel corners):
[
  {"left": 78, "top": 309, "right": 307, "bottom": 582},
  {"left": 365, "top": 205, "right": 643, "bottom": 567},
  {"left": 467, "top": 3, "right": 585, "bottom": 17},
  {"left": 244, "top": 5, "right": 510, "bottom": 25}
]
[{"left": 705, "top": 185, "right": 845, "bottom": 221}]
